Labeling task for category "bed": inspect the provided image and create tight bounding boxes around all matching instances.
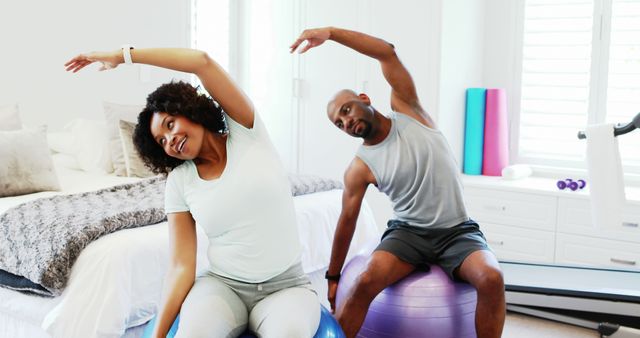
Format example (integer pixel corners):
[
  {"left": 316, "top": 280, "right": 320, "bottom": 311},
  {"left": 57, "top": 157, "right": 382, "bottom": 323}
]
[{"left": 0, "top": 163, "right": 381, "bottom": 338}]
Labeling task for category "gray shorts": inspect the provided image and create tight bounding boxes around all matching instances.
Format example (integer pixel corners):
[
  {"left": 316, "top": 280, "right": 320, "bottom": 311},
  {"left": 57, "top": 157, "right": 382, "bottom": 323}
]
[{"left": 375, "top": 219, "right": 491, "bottom": 280}]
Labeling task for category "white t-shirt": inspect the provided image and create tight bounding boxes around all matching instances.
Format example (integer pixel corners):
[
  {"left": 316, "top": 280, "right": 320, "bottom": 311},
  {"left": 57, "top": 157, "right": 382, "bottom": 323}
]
[{"left": 164, "top": 114, "right": 301, "bottom": 283}]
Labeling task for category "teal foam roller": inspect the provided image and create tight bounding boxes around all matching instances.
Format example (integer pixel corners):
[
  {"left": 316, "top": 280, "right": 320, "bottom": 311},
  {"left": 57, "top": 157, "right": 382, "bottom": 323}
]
[{"left": 463, "top": 88, "right": 486, "bottom": 175}]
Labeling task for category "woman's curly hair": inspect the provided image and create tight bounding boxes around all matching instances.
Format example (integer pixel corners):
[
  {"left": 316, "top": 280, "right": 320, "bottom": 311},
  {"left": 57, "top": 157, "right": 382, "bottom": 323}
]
[{"left": 133, "top": 81, "right": 227, "bottom": 175}]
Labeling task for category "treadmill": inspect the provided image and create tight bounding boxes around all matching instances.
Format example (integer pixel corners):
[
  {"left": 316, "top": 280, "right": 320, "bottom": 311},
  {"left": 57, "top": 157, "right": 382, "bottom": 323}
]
[
  {"left": 501, "top": 261, "right": 640, "bottom": 337},
  {"left": 507, "top": 114, "right": 640, "bottom": 336}
]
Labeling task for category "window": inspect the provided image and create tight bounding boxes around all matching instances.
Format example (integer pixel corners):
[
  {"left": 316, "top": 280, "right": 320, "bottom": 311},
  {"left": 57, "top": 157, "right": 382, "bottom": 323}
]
[
  {"left": 190, "top": 0, "right": 230, "bottom": 82},
  {"left": 237, "top": 0, "right": 296, "bottom": 171},
  {"left": 189, "top": 0, "right": 297, "bottom": 171},
  {"left": 517, "top": 0, "right": 640, "bottom": 173}
]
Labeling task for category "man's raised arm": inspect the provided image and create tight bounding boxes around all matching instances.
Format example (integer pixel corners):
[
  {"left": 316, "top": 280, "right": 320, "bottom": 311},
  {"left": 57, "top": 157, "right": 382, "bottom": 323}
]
[{"left": 291, "top": 27, "right": 433, "bottom": 126}]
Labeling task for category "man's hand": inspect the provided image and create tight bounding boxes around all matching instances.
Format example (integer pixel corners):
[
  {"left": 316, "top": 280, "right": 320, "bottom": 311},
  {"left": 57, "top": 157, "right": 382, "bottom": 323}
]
[
  {"left": 327, "top": 279, "right": 339, "bottom": 313},
  {"left": 290, "top": 27, "right": 331, "bottom": 54}
]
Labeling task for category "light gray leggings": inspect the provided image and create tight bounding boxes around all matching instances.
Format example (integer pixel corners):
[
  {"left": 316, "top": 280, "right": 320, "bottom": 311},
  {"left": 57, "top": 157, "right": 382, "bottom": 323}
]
[{"left": 175, "top": 262, "right": 320, "bottom": 338}]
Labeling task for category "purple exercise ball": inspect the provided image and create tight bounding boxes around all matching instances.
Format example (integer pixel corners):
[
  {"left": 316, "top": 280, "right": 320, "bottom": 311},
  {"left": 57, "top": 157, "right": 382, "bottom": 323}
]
[{"left": 336, "top": 254, "right": 477, "bottom": 338}]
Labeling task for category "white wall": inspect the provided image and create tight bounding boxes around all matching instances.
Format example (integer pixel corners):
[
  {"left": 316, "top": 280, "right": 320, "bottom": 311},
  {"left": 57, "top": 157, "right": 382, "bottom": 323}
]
[
  {"left": 482, "top": 0, "right": 523, "bottom": 162},
  {"left": 483, "top": 0, "right": 521, "bottom": 95},
  {"left": 0, "top": 0, "right": 191, "bottom": 131},
  {"left": 438, "top": 0, "right": 523, "bottom": 167},
  {"left": 438, "top": 0, "right": 487, "bottom": 165}
]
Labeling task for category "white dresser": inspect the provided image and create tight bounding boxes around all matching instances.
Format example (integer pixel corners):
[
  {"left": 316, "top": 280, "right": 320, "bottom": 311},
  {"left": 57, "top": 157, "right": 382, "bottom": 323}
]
[{"left": 462, "top": 175, "right": 640, "bottom": 271}]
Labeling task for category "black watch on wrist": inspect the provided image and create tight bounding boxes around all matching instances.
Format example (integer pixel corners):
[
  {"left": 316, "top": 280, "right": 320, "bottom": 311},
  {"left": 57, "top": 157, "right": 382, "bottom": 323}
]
[{"left": 325, "top": 270, "right": 341, "bottom": 281}]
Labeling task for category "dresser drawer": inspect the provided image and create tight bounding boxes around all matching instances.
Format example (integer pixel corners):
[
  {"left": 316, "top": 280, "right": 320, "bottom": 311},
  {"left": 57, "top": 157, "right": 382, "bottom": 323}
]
[
  {"left": 465, "top": 188, "right": 557, "bottom": 231},
  {"left": 480, "top": 222, "right": 555, "bottom": 264},
  {"left": 557, "top": 197, "right": 640, "bottom": 243},
  {"left": 555, "top": 233, "right": 640, "bottom": 271}
]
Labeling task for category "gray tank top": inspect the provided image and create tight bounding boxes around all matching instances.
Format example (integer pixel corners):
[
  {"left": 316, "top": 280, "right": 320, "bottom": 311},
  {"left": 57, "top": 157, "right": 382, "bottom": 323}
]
[{"left": 356, "top": 112, "right": 469, "bottom": 229}]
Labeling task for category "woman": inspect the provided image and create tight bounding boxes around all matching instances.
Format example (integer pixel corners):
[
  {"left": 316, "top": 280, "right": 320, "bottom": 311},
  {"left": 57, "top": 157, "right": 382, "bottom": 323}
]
[{"left": 64, "top": 48, "right": 320, "bottom": 338}]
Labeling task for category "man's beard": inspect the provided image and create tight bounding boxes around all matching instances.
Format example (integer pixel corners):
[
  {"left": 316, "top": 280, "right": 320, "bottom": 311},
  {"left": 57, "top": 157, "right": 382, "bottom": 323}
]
[{"left": 355, "top": 120, "right": 372, "bottom": 138}]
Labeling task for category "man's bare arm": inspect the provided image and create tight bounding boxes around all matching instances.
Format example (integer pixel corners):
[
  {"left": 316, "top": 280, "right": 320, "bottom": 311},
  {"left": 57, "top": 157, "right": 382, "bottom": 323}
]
[{"left": 291, "top": 27, "right": 435, "bottom": 128}]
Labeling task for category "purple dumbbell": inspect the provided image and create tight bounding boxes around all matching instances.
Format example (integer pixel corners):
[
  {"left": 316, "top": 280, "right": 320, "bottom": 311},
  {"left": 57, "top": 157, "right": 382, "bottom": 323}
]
[
  {"left": 556, "top": 180, "right": 566, "bottom": 190},
  {"left": 557, "top": 178, "right": 572, "bottom": 190},
  {"left": 556, "top": 178, "right": 586, "bottom": 191}
]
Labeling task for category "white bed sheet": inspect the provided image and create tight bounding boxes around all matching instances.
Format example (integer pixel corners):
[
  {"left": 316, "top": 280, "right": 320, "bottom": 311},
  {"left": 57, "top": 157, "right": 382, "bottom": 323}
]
[
  {"left": 0, "top": 167, "right": 381, "bottom": 338},
  {"left": 0, "top": 166, "right": 155, "bottom": 338},
  {"left": 294, "top": 189, "right": 379, "bottom": 273}
]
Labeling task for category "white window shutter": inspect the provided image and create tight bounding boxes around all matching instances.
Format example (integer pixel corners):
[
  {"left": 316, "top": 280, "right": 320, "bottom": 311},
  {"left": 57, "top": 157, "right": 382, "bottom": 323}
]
[{"left": 519, "top": 0, "right": 595, "bottom": 164}]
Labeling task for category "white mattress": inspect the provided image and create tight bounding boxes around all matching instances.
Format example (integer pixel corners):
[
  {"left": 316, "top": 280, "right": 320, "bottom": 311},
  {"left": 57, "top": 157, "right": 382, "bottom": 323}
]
[{"left": 0, "top": 166, "right": 380, "bottom": 338}]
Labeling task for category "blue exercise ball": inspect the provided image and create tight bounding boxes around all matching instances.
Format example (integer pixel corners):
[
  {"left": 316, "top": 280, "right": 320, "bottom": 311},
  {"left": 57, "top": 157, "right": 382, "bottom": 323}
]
[
  {"left": 314, "top": 304, "right": 345, "bottom": 338},
  {"left": 336, "top": 254, "right": 477, "bottom": 338},
  {"left": 141, "top": 314, "right": 179, "bottom": 338},
  {"left": 141, "top": 304, "right": 344, "bottom": 338}
]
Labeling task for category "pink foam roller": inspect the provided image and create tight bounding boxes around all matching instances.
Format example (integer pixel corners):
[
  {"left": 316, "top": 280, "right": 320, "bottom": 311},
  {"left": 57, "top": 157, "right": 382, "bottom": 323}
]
[{"left": 482, "top": 89, "right": 509, "bottom": 176}]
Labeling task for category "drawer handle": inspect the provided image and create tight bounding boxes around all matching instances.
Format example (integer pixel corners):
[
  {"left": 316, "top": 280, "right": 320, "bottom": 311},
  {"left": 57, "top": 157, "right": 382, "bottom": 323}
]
[
  {"left": 622, "top": 222, "right": 639, "bottom": 228},
  {"left": 483, "top": 205, "right": 506, "bottom": 212},
  {"left": 488, "top": 240, "right": 504, "bottom": 246},
  {"left": 610, "top": 258, "right": 637, "bottom": 266}
]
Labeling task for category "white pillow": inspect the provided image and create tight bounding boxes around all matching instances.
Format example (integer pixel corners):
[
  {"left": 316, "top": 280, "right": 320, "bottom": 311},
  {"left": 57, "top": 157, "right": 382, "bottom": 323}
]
[
  {"left": 47, "top": 131, "right": 76, "bottom": 155},
  {"left": 103, "top": 102, "right": 144, "bottom": 176},
  {"left": 0, "top": 104, "right": 22, "bottom": 131},
  {"left": 46, "top": 121, "right": 111, "bottom": 173},
  {"left": 0, "top": 127, "right": 60, "bottom": 197},
  {"left": 51, "top": 153, "right": 81, "bottom": 171},
  {"left": 118, "top": 120, "right": 155, "bottom": 178},
  {"left": 66, "top": 119, "right": 112, "bottom": 174}
]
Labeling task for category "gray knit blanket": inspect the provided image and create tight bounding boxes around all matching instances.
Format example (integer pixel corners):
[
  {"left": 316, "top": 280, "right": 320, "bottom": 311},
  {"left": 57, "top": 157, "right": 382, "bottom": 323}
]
[
  {"left": 288, "top": 174, "right": 343, "bottom": 196},
  {"left": 0, "top": 174, "right": 342, "bottom": 297},
  {"left": 0, "top": 176, "right": 166, "bottom": 296}
]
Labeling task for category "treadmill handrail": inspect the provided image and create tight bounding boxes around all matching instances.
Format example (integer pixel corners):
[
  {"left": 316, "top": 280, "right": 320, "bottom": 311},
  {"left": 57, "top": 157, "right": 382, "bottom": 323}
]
[{"left": 577, "top": 112, "right": 640, "bottom": 139}]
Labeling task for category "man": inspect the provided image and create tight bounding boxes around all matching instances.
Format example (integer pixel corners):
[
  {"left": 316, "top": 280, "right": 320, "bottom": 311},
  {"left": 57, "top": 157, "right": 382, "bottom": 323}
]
[{"left": 290, "top": 27, "right": 506, "bottom": 338}]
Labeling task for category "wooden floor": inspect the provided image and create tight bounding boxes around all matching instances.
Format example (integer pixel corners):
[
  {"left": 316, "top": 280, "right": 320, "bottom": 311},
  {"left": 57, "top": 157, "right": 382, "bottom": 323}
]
[{"left": 503, "top": 312, "right": 598, "bottom": 338}]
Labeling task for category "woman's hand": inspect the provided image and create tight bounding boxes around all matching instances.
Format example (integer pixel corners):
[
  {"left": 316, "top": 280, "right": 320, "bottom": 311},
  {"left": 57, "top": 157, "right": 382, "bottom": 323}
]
[
  {"left": 290, "top": 27, "right": 331, "bottom": 54},
  {"left": 64, "top": 50, "right": 122, "bottom": 73}
]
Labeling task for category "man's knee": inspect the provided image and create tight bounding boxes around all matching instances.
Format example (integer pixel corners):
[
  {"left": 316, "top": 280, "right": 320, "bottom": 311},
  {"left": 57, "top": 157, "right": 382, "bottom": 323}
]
[
  {"left": 353, "top": 270, "right": 386, "bottom": 300},
  {"left": 475, "top": 267, "right": 504, "bottom": 295}
]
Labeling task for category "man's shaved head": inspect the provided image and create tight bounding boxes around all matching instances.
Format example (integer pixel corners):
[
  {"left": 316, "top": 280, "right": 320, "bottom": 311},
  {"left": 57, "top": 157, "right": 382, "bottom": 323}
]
[
  {"left": 327, "top": 89, "right": 358, "bottom": 115},
  {"left": 325, "top": 88, "right": 378, "bottom": 139}
]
